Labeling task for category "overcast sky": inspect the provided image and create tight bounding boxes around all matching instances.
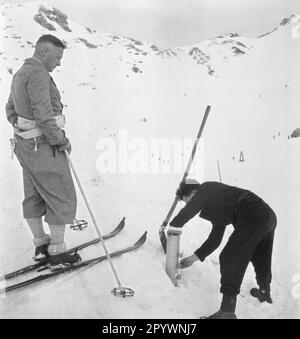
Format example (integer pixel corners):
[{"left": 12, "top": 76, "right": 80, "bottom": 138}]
[{"left": 5, "top": 0, "right": 300, "bottom": 48}]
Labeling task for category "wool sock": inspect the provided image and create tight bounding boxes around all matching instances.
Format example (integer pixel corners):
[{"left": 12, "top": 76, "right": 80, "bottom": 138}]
[
  {"left": 26, "top": 218, "right": 51, "bottom": 247},
  {"left": 48, "top": 224, "right": 67, "bottom": 255}
]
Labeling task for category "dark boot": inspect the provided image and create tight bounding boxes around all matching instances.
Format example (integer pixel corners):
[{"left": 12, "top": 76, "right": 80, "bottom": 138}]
[
  {"left": 33, "top": 234, "right": 51, "bottom": 261},
  {"left": 201, "top": 294, "right": 238, "bottom": 319},
  {"left": 34, "top": 244, "right": 49, "bottom": 261},
  {"left": 49, "top": 252, "right": 81, "bottom": 271},
  {"left": 200, "top": 310, "right": 237, "bottom": 319},
  {"left": 48, "top": 242, "right": 81, "bottom": 271},
  {"left": 250, "top": 288, "right": 272, "bottom": 304}
]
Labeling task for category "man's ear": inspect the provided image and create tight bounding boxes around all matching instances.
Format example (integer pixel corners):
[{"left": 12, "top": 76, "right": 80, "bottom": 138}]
[{"left": 41, "top": 45, "right": 49, "bottom": 57}]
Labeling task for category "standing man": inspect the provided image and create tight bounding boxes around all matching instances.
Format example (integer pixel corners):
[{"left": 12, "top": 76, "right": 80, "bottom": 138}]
[
  {"left": 5, "top": 34, "right": 80, "bottom": 269},
  {"left": 169, "top": 179, "right": 277, "bottom": 319}
]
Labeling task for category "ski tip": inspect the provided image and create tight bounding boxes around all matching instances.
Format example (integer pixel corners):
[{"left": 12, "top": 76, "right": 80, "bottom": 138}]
[
  {"left": 135, "top": 231, "right": 147, "bottom": 247},
  {"left": 118, "top": 217, "right": 126, "bottom": 229},
  {"left": 159, "top": 229, "right": 167, "bottom": 254},
  {"left": 108, "top": 217, "right": 125, "bottom": 236}
]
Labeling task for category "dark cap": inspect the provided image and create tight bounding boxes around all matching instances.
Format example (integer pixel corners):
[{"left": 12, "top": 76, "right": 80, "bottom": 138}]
[{"left": 176, "top": 178, "right": 200, "bottom": 200}]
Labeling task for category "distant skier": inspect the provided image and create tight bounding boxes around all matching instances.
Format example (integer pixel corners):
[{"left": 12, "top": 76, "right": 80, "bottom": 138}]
[
  {"left": 5, "top": 34, "right": 80, "bottom": 269},
  {"left": 169, "top": 179, "right": 277, "bottom": 319}
]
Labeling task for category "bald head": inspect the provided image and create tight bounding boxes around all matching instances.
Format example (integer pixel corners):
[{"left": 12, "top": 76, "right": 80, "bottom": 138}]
[{"left": 33, "top": 35, "right": 65, "bottom": 72}]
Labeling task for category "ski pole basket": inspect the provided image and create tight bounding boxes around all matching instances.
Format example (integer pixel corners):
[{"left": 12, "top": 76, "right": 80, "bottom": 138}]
[
  {"left": 70, "top": 219, "right": 88, "bottom": 231},
  {"left": 111, "top": 287, "right": 135, "bottom": 298}
]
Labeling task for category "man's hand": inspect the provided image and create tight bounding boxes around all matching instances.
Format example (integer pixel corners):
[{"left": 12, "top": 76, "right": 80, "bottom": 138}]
[
  {"left": 178, "top": 254, "right": 198, "bottom": 269},
  {"left": 57, "top": 139, "right": 72, "bottom": 154},
  {"left": 176, "top": 181, "right": 185, "bottom": 200}
]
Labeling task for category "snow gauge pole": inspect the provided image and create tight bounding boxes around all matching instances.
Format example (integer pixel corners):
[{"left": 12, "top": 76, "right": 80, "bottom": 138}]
[
  {"left": 159, "top": 105, "right": 211, "bottom": 253},
  {"left": 65, "top": 151, "right": 134, "bottom": 298},
  {"left": 217, "top": 160, "right": 222, "bottom": 183}
]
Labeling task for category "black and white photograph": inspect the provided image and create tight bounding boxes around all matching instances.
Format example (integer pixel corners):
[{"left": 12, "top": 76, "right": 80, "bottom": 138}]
[{"left": 0, "top": 0, "right": 299, "bottom": 320}]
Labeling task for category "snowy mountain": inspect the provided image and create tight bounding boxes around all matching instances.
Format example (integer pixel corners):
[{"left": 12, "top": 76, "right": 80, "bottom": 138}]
[
  {"left": 0, "top": 2, "right": 300, "bottom": 319},
  {"left": 2, "top": 1, "right": 298, "bottom": 78}
]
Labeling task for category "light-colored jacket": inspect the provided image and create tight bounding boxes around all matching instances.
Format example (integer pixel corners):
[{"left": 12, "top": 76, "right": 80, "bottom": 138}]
[{"left": 6, "top": 58, "right": 66, "bottom": 145}]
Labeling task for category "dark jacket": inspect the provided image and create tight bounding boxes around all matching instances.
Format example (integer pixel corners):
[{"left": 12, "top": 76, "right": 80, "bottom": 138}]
[
  {"left": 170, "top": 181, "right": 248, "bottom": 228},
  {"left": 169, "top": 181, "right": 254, "bottom": 261}
]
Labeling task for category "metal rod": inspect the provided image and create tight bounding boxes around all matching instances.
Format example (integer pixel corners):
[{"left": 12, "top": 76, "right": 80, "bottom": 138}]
[
  {"left": 217, "top": 160, "right": 222, "bottom": 183},
  {"left": 159, "top": 105, "right": 211, "bottom": 233},
  {"left": 166, "top": 228, "right": 182, "bottom": 286}
]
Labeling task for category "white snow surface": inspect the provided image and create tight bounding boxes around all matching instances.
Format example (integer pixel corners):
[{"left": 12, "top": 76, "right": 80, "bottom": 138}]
[{"left": 0, "top": 2, "right": 299, "bottom": 318}]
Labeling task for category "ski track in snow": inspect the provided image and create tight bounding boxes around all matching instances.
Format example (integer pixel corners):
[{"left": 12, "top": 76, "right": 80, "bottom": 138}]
[{"left": 0, "top": 2, "right": 299, "bottom": 319}]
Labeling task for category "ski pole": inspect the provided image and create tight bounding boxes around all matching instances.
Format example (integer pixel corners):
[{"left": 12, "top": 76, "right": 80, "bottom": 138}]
[
  {"left": 65, "top": 151, "right": 134, "bottom": 298},
  {"left": 159, "top": 105, "right": 211, "bottom": 253}
]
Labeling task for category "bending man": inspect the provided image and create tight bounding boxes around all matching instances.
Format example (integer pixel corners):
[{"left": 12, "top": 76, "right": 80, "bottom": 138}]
[{"left": 170, "top": 179, "right": 277, "bottom": 319}]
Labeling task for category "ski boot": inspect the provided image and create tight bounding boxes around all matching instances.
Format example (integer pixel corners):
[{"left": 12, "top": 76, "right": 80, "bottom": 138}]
[
  {"left": 49, "top": 252, "right": 82, "bottom": 271},
  {"left": 200, "top": 310, "right": 237, "bottom": 319},
  {"left": 250, "top": 288, "right": 273, "bottom": 304},
  {"left": 34, "top": 244, "right": 50, "bottom": 262},
  {"left": 48, "top": 242, "right": 81, "bottom": 271},
  {"left": 33, "top": 235, "right": 51, "bottom": 262}
]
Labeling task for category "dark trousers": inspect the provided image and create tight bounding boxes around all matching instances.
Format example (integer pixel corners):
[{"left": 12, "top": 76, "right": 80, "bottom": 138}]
[{"left": 219, "top": 193, "right": 277, "bottom": 296}]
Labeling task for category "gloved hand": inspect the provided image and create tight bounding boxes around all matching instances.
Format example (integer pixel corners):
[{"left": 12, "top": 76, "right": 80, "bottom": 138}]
[
  {"left": 57, "top": 138, "right": 72, "bottom": 154},
  {"left": 176, "top": 181, "right": 185, "bottom": 200},
  {"left": 178, "top": 254, "right": 198, "bottom": 269}
]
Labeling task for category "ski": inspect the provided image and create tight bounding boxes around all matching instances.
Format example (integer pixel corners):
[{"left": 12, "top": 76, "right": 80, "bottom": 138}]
[
  {"left": 0, "top": 231, "right": 147, "bottom": 295},
  {"left": 0, "top": 217, "right": 125, "bottom": 281}
]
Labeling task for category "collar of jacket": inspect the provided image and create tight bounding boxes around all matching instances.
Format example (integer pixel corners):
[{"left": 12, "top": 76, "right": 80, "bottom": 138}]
[{"left": 24, "top": 57, "right": 48, "bottom": 72}]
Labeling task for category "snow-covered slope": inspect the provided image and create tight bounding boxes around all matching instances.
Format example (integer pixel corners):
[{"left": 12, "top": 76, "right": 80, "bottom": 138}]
[{"left": 0, "top": 2, "right": 299, "bottom": 318}]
